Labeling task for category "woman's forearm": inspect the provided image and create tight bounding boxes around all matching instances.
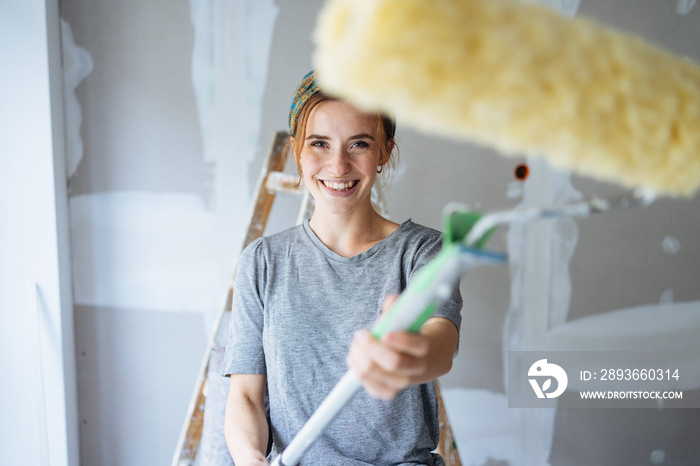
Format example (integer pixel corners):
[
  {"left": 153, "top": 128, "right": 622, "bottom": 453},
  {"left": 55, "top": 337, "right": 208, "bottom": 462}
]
[
  {"left": 415, "top": 316, "right": 459, "bottom": 382},
  {"left": 224, "top": 375, "right": 269, "bottom": 465}
]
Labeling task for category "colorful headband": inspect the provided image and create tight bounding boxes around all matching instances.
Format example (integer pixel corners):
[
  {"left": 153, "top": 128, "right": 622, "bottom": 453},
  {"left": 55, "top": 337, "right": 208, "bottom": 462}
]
[
  {"left": 289, "top": 70, "right": 321, "bottom": 137},
  {"left": 288, "top": 69, "right": 396, "bottom": 138}
]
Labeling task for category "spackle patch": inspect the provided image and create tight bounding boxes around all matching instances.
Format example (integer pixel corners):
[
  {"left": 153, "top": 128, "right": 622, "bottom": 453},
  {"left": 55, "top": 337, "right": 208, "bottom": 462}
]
[
  {"left": 662, "top": 235, "right": 681, "bottom": 254},
  {"left": 70, "top": 191, "right": 221, "bottom": 312},
  {"left": 440, "top": 388, "right": 519, "bottom": 466},
  {"left": 676, "top": 0, "right": 696, "bottom": 15},
  {"left": 61, "top": 18, "right": 94, "bottom": 178},
  {"left": 651, "top": 448, "right": 666, "bottom": 464},
  {"left": 506, "top": 181, "right": 524, "bottom": 199},
  {"left": 659, "top": 289, "right": 674, "bottom": 304}
]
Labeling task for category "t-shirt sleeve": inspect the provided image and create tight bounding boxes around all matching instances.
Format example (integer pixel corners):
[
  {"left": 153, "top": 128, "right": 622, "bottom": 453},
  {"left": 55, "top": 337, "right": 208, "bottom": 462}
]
[
  {"left": 409, "top": 230, "right": 464, "bottom": 335},
  {"left": 221, "top": 239, "right": 267, "bottom": 376}
]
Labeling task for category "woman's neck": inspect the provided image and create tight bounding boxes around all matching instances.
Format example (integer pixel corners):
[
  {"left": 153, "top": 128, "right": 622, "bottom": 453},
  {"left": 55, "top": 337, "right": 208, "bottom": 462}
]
[{"left": 308, "top": 208, "right": 399, "bottom": 258}]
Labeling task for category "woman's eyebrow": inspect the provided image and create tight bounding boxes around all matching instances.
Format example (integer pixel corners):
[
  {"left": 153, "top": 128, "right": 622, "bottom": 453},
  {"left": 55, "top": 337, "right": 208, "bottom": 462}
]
[
  {"left": 349, "top": 133, "right": 375, "bottom": 140},
  {"left": 305, "top": 134, "right": 375, "bottom": 140}
]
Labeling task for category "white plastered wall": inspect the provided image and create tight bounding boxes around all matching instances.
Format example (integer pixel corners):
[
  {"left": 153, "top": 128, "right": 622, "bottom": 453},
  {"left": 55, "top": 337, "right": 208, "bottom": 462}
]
[{"left": 0, "top": 1, "right": 78, "bottom": 465}]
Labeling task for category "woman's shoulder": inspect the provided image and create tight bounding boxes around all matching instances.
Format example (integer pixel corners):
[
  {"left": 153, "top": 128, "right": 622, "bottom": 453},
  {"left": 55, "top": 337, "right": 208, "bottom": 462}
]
[
  {"left": 387, "top": 220, "right": 446, "bottom": 274},
  {"left": 263, "top": 223, "right": 307, "bottom": 245},
  {"left": 383, "top": 220, "right": 445, "bottom": 262},
  {"left": 240, "top": 224, "right": 306, "bottom": 260},
  {"left": 395, "top": 219, "right": 443, "bottom": 245}
]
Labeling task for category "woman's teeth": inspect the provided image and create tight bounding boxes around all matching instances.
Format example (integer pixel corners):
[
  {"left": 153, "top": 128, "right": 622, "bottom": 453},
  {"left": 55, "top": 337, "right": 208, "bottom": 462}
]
[{"left": 323, "top": 180, "right": 357, "bottom": 191}]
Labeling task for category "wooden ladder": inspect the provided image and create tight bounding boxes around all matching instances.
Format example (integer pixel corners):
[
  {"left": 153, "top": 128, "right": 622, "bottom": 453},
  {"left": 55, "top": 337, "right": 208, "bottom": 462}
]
[{"left": 172, "top": 131, "right": 462, "bottom": 466}]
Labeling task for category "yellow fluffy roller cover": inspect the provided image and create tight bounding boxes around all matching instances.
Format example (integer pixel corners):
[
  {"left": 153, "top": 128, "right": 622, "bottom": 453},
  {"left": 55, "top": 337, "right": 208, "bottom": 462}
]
[{"left": 313, "top": 0, "right": 700, "bottom": 196}]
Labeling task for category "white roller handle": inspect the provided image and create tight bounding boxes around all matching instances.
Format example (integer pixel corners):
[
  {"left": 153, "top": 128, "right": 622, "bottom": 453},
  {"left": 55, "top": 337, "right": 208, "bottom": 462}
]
[{"left": 270, "top": 371, "right": 361, "bottom": 466}]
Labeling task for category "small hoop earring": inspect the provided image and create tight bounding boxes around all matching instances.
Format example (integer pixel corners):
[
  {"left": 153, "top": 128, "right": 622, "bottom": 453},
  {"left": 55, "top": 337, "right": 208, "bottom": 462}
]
[{"left": 377, "top": 166, "right": 383, "bottom": 174}]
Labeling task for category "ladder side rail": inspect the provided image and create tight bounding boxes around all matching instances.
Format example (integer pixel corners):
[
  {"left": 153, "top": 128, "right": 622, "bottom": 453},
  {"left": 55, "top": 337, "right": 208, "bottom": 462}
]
[
  {"left": 435, "top": 379, "right": 462, "bottom": 466},
  {"left": 172, "top": 131, "right": 291, "bottom": 466}
]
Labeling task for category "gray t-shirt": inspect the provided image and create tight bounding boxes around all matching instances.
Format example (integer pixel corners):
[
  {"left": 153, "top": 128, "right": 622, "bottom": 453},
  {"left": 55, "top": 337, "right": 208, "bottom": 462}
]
[{"left": 222, "top": 219, "right": 463, "bottom": 465}]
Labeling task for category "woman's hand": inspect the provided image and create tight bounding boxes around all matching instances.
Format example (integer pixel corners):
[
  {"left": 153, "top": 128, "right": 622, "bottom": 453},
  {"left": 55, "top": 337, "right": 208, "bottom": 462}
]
[{"left": 346, "top": 295, "right": 458, "bottom": 400}]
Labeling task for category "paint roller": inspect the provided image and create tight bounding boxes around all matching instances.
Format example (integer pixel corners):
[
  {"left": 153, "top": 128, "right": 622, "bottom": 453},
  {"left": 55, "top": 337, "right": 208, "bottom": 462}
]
[{"left": 313, "top": 0, "right": 700, "bottom": 197}]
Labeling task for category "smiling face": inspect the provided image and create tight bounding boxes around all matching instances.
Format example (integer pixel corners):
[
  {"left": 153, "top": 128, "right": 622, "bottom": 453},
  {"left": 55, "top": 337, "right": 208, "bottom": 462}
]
[{"left": 295, "top": 99, "right": 389, "bottom": 219}]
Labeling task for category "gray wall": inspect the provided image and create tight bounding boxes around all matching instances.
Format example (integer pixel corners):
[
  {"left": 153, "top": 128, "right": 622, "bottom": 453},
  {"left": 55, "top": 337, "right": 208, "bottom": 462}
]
[{"left": 58, "top": 0, "right": 699, "bottom": 464}]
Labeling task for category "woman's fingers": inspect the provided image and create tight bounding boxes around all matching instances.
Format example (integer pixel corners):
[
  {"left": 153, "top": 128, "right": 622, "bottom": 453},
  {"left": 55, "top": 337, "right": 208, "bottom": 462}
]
[
  {"left": 382, "top": 331, "right": 430, "bottom": 358},
  {"left": 346, "top": 339, "right": 406, "bottom": 399},
  {"left": 346, "top": 294, "right": 438, "bottom": 399},
  {"left": 347, "top": 329, "right": 431, "bottom": 399}
]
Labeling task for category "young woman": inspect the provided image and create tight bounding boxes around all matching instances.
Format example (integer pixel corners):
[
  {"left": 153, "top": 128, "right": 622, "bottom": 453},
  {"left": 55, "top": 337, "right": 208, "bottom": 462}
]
[{"left": 223, "top": 70, "right": 463, "bottom": 466}]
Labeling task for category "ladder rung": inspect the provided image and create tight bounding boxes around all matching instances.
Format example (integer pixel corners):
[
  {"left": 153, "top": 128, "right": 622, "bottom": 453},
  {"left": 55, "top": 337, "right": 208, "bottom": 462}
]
[{"left": 266, "top": 171, "right": 304, "bottom": 196}]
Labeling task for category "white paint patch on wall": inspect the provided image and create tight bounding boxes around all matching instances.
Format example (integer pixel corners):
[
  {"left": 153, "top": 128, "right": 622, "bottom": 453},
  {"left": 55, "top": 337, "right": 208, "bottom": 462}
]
[
  {"left": 545, "top": 173, "right": 581, "bottom": 330},
  {"left": 189, "top": 0, "right": 278, "bottom": 169},
  {"left": 661, "top": 235, "right": 681, "bottom": 255},
  {"left": 243, "top": 0, "right": 278, "bottom": 153},
  {"left": 441, "top": 388, "right": 519, "bottom": 466},
  {"left": 71, "top": 191, "right": 222, "bottom": 313},
  {"left": 189, "top": 0, "right": 278, "bottom": 331},
  {"left": 659, "top": 288, "right": 674, "bottom": 304},
  {"left": 60, "top": 18, "right": 93, "bottom": 178},
  {"left": 676, "top": 0, "right": 696, "bottom": 15},
  {"left": 499, "top": 165, "right": 579, "bottom": 466},
  {"left": 546, "top": 300, "right": 700, "bottom": 354},
  {"left": 189, "top": 0, "right": 216, "bottom": 165}
]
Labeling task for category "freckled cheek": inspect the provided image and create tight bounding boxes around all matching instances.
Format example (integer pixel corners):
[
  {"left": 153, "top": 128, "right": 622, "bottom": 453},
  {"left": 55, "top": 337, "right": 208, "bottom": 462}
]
[
  {"left": 300, "top": 155, "right": 323, "bottom": 177},
  {"left": 359, "top": 159, "right": 380, "bottom": 176}
]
